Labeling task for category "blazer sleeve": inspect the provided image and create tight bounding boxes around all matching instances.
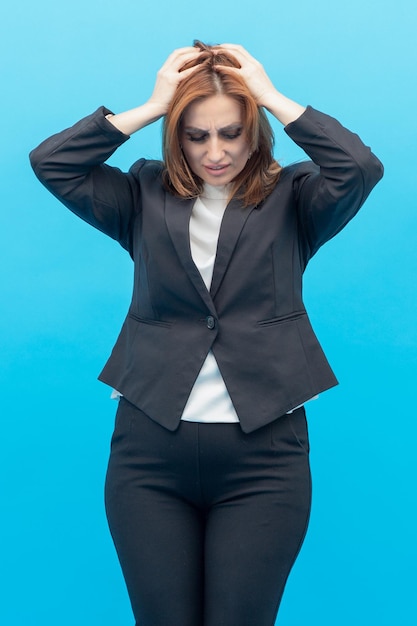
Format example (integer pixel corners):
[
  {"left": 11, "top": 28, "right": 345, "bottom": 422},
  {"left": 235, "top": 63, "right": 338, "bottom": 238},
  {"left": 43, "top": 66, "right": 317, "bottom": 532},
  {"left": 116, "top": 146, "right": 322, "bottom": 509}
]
[
  {"left": 284, "top": 106, "right": 384, "bottom": 258},
  {"left": 29, "top": 106, "right": 144, "bottom": 252}
]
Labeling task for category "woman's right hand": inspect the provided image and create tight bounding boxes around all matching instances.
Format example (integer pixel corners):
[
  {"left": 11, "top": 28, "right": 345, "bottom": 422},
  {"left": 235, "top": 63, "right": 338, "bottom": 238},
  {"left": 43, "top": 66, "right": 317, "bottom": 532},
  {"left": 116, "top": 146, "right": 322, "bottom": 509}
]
[
  {"left": 105, "top": 46, "right": 201, "bottom": 136},
  {"left": 147, "top": 46, "right": 202, "bottom": 115}
]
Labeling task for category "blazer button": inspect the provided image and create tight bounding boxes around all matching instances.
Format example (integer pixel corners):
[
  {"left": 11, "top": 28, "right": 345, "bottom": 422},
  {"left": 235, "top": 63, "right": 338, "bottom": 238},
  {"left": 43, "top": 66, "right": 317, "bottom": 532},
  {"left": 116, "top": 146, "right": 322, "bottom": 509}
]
[{"left": 206, "top": 315, "right": 216, "bottom": 329}]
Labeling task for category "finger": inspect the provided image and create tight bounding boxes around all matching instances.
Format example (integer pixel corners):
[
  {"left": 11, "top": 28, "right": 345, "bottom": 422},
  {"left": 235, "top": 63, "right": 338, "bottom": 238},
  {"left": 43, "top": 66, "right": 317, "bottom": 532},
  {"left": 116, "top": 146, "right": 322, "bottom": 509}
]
[
  {"left": 217, "top": 43, "right": 246, "bottom": 51},
  {"left": 164, "top": 47, "right": 201, "bottom": 66},
  {"left": 216, "top": 43, "right": 258, "bottom": 65},
  {"left": 216, "top": 43, "right": 250, "bottom": 56},
  {"left": 157, "top": 49, "right": 199, "bottom": 76},
  {"left": 212, "top": 64, "right": 240, "bottom": 74},
  {"left": 167, "top": 46, "right": 199, "bottom": 58},
  {"left": 176, "top": 64, "right": 203, "bottom": 82}
]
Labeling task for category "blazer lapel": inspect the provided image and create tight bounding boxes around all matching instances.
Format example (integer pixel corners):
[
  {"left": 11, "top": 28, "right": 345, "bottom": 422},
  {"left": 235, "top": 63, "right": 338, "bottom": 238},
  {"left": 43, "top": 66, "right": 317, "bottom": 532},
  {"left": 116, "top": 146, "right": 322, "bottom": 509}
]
[
  {"left": 210, "top": 198, "right": 256, "bottom": 298},
  {"left": 164, "top": 193, "right": 216, "bottom": 315}
]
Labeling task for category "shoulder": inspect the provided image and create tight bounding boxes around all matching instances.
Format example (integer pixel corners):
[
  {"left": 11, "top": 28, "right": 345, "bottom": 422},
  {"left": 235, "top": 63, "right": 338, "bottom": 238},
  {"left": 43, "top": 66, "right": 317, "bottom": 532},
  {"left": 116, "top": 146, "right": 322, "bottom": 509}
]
[
  {"left": 129, "top": 158, "right": 164, "bottom": 181},
  {"left": 280, "top": 161, "right": 317, "bottom": 178},
  {"left": 271, "top": 161, "right": 318, "bottom": 195}
]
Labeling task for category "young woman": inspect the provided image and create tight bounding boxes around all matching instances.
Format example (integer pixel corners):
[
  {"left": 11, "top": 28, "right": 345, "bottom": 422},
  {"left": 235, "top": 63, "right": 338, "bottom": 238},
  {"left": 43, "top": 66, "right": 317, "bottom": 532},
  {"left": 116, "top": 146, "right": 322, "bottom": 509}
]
[{"left": 30, "top": 42, "right": 383, "bottom": 626}]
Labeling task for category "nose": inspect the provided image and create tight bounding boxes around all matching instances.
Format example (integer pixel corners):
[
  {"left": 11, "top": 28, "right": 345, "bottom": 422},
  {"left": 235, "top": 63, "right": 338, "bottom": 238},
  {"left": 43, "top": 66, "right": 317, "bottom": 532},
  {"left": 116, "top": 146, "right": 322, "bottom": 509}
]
[{"left": 206, "top": 137, "right": 225, "bottom": 162}]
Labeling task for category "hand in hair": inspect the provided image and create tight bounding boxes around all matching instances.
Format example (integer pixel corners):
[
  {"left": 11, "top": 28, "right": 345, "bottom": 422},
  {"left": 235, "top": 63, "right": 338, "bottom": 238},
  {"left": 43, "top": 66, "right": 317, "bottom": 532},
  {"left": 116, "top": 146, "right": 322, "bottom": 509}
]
[
  {"left": 211, "top": 44, "right": 275, "bottom": 105},
  {"left": 104, "top": 43, "right": 304, "bottom": 136},
  {"left": 214, "top": 44, "right": 305, "bottom": 126},
  {"left": 104, "top": 47, "right": 203, "bottom": 135},
  {"left": 148, "top": 47, "right": 203, "bottom": 115}
]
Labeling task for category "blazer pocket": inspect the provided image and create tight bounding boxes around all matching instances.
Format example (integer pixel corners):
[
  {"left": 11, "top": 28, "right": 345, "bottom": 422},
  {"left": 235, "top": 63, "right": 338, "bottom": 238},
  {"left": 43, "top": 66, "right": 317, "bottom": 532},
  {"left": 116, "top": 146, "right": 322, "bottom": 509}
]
[
  {"left": 257, "top": 311, "right": 306, "bottom": 327},
  {"left": 128, "top": 312, "right": 172, "bottom": 328}
]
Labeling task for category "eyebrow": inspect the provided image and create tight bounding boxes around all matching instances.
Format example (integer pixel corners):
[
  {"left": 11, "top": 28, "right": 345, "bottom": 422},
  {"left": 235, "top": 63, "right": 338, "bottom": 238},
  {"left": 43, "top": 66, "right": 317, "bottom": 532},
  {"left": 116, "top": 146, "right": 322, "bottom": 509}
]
[{"left": 183, "top": 123, "right": 243, "bottom": 133}]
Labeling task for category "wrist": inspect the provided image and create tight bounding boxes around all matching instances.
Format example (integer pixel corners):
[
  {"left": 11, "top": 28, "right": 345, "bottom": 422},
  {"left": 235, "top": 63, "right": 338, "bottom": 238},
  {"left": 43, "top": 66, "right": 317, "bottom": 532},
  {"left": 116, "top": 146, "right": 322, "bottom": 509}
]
[
  {"left": 143, "top": 99, "right": 167, "bottom": 121},
  {"left": 257, "top": 88, "right": 282, "bottom": 110},
  {"left": 105, "top": 101, "right": 167, "bottom": 135},
  {"left": 261, "top": 91, "right": 306, "bottom": 126}
]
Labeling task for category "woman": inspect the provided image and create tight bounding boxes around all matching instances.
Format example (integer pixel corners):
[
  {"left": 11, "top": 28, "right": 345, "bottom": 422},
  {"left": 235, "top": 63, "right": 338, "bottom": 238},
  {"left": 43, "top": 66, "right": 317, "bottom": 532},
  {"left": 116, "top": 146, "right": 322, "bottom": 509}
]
[{"left": 30, "top": 42, "right": 383, "bottom": 625}]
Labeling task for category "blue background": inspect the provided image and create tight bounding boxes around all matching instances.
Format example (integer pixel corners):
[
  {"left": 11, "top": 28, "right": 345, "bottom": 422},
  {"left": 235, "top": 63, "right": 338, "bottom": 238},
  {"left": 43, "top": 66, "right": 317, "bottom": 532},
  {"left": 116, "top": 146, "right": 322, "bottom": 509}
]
[{"left": 1, "top": 1, "right": 416, "bottom": 624}]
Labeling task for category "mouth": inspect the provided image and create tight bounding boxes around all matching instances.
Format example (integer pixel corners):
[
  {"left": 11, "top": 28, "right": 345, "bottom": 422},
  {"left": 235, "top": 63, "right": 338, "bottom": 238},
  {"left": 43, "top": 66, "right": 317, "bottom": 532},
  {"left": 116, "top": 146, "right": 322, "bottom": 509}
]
[{"left": 204, "top": 164, "right": 230, "bottom": 176}]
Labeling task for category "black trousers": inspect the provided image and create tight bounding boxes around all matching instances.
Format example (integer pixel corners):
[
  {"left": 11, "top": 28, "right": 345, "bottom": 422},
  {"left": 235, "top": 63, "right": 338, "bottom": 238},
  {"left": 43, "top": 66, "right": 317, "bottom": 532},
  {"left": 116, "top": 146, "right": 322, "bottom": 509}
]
[{"left": 105, "top": 398, "right": 312, "bottom": 626}]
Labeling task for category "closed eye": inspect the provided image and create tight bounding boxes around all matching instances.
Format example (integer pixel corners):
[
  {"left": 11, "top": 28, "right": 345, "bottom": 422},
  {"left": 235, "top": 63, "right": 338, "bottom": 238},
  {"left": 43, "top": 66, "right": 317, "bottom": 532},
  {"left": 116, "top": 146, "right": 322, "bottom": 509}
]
[
  {"left": 221, "top": 131, "right": 242, "bottom": 140},
  {"left": 186, "top": 134, "right": 209, "bottom": 142},
  {"left": 184, "top": 126, "right": 243, "bottom": 143}
]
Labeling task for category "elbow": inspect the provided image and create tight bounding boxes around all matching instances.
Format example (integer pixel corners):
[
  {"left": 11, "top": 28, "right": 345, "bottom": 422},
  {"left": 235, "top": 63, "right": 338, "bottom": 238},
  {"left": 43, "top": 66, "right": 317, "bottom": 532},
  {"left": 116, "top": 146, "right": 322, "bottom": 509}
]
[
  {"left": 29, "top": 134, "right": 62, "bottom": 182},
  {"left": 348, "top": 149, "right": 384, "bottom": 201},
  {"left": 369, "top": 151, "right": 384, "bottom": 185},
  {"left": 29, "top": 145, "right": 47, "bottom": 182},
  {"left": 29, "top": 147, "right": 40, "bottom": 174},
  {"left": 354, "top": 150, "right": 384, "bottom": 209},
  {"left": 361, "top": 148, "right": 384, "bottom": 189}
]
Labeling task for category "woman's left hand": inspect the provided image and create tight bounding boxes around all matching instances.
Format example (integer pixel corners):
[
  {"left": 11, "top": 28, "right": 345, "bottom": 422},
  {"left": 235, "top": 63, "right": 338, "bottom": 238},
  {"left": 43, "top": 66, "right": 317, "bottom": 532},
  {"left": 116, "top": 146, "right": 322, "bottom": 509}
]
[
  {"left": 214, "top": 44, "right": 278, "bottom": 107},
  {"left": 215, "top": 44, "right": 306, "bottom": 126}
]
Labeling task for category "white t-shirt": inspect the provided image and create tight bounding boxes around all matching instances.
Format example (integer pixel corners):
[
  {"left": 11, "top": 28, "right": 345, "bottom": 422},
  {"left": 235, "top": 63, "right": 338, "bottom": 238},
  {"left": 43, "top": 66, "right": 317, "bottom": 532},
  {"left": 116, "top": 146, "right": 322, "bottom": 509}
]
[{"left": 181, "top": 183, "right": 239, "bottom": 423}]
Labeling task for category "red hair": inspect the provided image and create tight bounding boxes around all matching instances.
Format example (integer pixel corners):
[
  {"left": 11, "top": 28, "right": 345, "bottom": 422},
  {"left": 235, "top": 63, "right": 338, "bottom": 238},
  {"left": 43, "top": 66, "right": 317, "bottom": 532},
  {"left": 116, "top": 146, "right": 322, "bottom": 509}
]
[{"left": 162, "top": 41, "right": 281, "bottom": 206}]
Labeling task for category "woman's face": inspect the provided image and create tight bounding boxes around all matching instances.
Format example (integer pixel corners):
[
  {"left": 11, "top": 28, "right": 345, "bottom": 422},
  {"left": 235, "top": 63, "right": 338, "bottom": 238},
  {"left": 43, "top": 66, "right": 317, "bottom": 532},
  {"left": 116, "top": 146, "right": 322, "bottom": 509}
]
[{"left": 180, "top": 94, "right": 251, "bottom": 187}]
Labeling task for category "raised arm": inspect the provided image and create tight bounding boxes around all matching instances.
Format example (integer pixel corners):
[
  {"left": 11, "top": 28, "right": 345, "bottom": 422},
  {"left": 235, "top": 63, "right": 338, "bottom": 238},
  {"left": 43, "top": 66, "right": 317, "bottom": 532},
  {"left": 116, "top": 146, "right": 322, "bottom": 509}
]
[
  {"left": 215, "top": 44, "right": 383, "bottom": 257},
  {"left": 29, "top": 47, "right": 203, "bottom": 246}
]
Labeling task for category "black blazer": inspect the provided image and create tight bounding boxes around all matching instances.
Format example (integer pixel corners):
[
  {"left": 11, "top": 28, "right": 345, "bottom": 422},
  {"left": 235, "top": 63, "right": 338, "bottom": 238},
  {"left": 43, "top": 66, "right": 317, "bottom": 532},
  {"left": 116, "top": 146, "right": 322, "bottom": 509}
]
[{"left": 30, "top": 106, "right": 383, "bottom": 432}]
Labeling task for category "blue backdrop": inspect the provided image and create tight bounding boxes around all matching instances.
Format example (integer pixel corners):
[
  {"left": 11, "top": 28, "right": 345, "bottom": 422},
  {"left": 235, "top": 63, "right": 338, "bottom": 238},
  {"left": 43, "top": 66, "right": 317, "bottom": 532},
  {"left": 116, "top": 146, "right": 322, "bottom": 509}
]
[{"left": 1, "top": 1, "right": 416, "bottom": 624}]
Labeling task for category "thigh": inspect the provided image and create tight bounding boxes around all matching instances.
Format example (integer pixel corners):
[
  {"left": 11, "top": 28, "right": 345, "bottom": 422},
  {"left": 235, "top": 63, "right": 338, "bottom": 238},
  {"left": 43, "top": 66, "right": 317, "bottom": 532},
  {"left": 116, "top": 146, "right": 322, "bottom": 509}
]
[
  {"left": 105, "top": 400, "right": 205, "bottom": 626},
  {"left": 203, "top": 411, "right": 312, "bottom": 626}
]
